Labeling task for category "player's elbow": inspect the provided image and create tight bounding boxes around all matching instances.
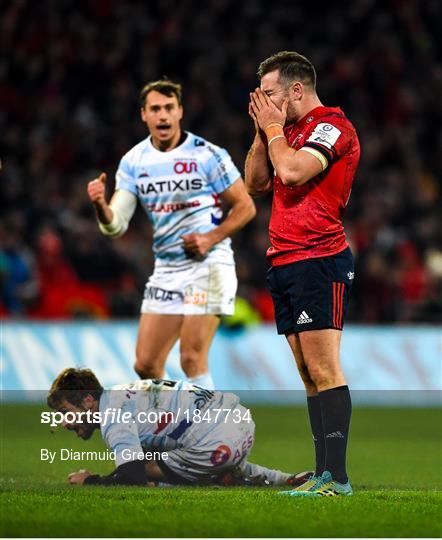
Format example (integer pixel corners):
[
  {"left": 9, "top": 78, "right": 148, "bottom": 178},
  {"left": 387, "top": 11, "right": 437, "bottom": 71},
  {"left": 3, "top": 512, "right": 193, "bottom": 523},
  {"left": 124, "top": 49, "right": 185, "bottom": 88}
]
[
  {"left": 98, "top": 221, "right": 127, "bottom": 239},
  {"left": 236, "top": 195, "right": 256, "bottom": 225},
  {"left": 245, "top": 179, "right": 272, "bottom": 196},
  {"left": 244, "top": 196, "right": 257, "bottom": 222},
  {"left": 98, "top": 207, "right": 129, "bottom": 238},
  {"left": 247, "top": 186, "right": 268, "bottom": 197},
  {"left": 278, "top": 167, "right": 309, "bottom": 187}
]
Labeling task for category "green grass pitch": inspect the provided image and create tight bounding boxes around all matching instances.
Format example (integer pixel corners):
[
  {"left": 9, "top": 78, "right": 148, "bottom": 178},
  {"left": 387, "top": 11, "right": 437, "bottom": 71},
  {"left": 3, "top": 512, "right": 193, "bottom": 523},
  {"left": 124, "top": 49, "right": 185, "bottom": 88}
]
[{"left": 1, "top": 403, "right": 441, "bottom": 537}]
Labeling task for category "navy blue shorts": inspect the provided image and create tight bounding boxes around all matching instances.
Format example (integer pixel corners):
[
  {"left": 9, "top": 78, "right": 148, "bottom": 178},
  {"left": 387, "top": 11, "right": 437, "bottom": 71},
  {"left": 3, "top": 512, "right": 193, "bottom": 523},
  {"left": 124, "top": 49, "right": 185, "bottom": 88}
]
[{"left": 266, "top": 247, "right": 354, "bottom": 335}]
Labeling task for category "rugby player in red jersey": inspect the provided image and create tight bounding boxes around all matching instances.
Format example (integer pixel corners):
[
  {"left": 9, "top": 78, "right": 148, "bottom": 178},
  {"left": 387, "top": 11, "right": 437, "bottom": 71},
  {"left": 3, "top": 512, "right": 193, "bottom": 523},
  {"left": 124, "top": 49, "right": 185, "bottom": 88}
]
[{"left": 245, "top": 51, "right": 360, "bottom": 497}]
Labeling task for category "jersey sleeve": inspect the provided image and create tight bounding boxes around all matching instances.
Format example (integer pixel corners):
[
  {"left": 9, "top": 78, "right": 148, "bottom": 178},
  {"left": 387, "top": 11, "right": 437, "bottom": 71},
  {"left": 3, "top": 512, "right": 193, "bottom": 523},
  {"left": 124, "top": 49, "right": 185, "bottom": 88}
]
[
  {"left": 205, "top": 145, "right": 241, "bottom": 194},
  {"left": 115, "top": 154, "right": 138, "bottom": 195},
  {"left": 101, "top": 399, "right": 143, "bottom": 467},
  {"left": 84, "top": 460, "right": 147, "bottom": 486},
  {"left": 301, "top": 119, "right": 353, "bottom": 170}
]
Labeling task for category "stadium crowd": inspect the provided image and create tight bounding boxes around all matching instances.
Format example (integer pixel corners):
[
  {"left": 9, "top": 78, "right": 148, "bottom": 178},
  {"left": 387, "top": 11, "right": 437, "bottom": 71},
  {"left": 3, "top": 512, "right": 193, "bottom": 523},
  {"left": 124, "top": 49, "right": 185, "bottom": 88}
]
[{"left": 1, "top": 0, "right": 440, "bottom": 323}]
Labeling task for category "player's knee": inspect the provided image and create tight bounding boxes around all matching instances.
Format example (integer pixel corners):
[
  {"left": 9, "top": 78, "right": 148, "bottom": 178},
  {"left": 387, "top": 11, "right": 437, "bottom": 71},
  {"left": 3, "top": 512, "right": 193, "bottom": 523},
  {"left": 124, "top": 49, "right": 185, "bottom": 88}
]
[
  {"left": 134, "top": 350, "right": 163, "bottom": 379},
  {"left": 180, "top": 346, "right": 204, "bottom": 376},
  {"left": 134, "top": 361, "right": 163, "bottom": 379},
  {"left": 302, "top": 376, "right": 317, "bottom": 395},
  {"left": 298, "top": 364, "right": 313, "bottom": 384},
  {"left": 306, "top": 364, "right": 325, "bottom": 386},
  {"left": 307, "top": 363, "right": 340, "bottom": 388},
  {"left": 298, "top": 367, "right": 317, "bottom": 394}
]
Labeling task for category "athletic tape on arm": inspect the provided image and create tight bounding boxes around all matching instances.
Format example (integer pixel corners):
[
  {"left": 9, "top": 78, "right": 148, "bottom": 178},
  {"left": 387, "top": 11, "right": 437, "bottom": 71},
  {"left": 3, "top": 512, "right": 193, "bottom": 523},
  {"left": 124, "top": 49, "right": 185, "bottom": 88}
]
[{"left": 98, "top": 189, "right": 137, "bottom": 238}]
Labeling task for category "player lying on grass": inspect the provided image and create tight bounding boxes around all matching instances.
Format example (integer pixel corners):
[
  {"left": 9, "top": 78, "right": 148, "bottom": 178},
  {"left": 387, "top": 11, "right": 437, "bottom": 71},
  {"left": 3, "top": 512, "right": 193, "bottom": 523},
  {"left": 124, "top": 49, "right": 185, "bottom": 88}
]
[{"left": 47, "top": 368, "right": 311, "bottom": 487}]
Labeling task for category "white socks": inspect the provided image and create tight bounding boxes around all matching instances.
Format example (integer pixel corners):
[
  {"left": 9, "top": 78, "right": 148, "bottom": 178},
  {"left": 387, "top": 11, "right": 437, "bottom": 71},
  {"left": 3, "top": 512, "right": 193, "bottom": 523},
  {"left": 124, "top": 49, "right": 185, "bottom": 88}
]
[
  {"left": 187, "top": 373, "right": 215, "bottom": 390},
  {"left": 240, "top": 462, "right": 291, "bottom": 486}
]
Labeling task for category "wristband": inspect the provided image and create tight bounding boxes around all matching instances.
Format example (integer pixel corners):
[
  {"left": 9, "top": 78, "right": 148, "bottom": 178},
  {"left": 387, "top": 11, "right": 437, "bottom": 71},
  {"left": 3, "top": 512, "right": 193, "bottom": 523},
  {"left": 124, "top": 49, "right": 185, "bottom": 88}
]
[
  {"left": 84, "top": 474, "right": 102, "bottom": 485},
  {"left": 265, "top": 122, "right": 284, "bottom": 129},
  {"left": 264, "top": 122, "right": 284, "bottom": 141},
  {"left": 268, "top": 135, "right": 285, "bottom": 147},
  {"left": 98, "top": 208, "right": 125, "bottom": 237}
]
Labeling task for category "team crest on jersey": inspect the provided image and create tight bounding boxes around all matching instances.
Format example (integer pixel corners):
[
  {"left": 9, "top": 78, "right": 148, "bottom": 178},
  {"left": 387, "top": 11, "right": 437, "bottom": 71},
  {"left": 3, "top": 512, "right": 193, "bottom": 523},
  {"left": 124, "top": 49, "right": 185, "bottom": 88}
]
[{"left": 210, "top": 445, "right": 231, "bottom": 466}]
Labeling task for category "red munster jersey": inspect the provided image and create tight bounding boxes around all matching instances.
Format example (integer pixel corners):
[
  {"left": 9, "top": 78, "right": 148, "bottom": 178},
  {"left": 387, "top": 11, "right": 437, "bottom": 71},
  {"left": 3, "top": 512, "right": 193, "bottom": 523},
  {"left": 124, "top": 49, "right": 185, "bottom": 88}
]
[{"left": 267, "top": 106, "right": 360, "bottom": 266}]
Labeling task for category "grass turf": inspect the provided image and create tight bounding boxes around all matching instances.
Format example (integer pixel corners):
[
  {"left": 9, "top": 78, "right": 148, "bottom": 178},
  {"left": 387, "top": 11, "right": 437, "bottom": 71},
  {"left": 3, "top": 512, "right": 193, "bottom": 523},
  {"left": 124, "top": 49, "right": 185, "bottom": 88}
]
[{"left": 1, "top": 404, "right": 441, "bottom": 537}]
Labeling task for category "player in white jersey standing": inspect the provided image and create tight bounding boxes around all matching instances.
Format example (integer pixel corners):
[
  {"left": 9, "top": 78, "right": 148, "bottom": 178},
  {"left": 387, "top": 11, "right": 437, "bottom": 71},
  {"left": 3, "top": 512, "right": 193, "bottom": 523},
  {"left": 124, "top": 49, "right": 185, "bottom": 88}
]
[
  {"left": 87, "top": 80, "right": 256, "bottom": 389},
  {"left": 46, "top": 368, "right": 311, "bottom": 487}
]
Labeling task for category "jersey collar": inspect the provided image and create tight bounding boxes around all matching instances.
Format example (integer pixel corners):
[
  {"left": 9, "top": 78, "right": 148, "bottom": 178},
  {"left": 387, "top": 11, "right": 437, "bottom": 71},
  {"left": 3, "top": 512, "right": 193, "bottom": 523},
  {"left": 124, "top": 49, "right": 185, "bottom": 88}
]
[
  {"left": 147, "top": 131, "right": 190, "bottom": 154},
  {"left": 286, "top": 106, "right": 342, "bottom": 132}
]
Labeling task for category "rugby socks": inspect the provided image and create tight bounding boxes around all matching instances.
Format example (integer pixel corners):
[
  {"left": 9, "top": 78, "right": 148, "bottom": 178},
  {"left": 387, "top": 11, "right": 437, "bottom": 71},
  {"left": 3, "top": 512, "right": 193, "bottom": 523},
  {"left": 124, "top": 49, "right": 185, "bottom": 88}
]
[
  {"left": 162, "top": 369, "right": 172, "bottom": 380},
  {"left": 307, "top": 395, "right": 326, "bottom": 476},
  {"left": 187, "top": 372, "right": 215, "bottom": 390},
  {"left": 240, "top": 461, "right": 292, "bottom": 486},
  {"left": 318, "top": 385, "right": 352, "bottom": 484}
]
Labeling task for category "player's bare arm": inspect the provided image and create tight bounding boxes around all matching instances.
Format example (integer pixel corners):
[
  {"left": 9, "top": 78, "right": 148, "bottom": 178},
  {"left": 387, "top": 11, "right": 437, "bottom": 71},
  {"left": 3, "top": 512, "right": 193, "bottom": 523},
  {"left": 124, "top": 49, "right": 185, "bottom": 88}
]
[
  {"left": 182, "top": 178, "right": 256, "bottom": 257},
  {"left": 250, "top": 88, "right": 324, "bottom": 186},
  {"left": 244, "top": 102, "right": 273, "bottom": 196}
]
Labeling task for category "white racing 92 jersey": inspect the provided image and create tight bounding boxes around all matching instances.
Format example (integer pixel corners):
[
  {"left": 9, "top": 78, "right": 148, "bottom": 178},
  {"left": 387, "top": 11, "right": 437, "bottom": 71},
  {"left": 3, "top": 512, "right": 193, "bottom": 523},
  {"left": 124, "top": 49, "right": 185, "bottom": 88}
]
[
  {"left": 98, "top": 379, "right": 241, "bottom": 467},
  {"left": 116, "top": 132, "right": 241, "bottom": 268}
]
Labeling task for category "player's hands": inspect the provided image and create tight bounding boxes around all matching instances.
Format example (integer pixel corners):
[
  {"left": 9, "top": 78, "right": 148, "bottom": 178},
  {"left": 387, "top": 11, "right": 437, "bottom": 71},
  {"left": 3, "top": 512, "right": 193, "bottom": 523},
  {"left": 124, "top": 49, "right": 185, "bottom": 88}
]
[
  {"left": 68, "top": 469, "right": 91, "bottom": 485},
  {"left": 248, "top": 102, "right": 261, "bottom": 132},
  {"left": 250, "top": 89, "right": 288, "bottom": 132},
  {"left": 87, "top": 172, "right": 108, "bottom": 208},
  {"left": 248, "top": 102, "right": 267, "bottom": 144},
  {"left": 181, "top": 232, "right": 215, "bottom": 258}
]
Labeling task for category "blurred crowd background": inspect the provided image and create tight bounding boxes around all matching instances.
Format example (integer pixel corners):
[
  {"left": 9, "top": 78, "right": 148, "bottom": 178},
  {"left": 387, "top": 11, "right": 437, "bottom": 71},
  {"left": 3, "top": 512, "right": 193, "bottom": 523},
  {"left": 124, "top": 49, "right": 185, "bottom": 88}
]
[{"left": 1, "top": 0, "right": 440, "bottom": 323}]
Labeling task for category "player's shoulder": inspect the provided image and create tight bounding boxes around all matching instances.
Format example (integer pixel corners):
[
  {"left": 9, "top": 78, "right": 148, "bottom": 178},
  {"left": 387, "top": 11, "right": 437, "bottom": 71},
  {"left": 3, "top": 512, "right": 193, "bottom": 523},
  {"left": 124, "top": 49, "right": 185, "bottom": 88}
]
[
  {"left": 99, "top": 382, "right": 141, "bottom": 404},
  {"left": 99, "top": 382, "right": 147, "bottom": 416},
  {"left": 307, "top": 107, "right": 358, "bottom": 150},
  {"left": 105, "top": 379, "right": 189, "bottom": 392},
  {"left": 106, "top": 380, "right": 152, "bottom": 393},
  {"left": 185, "top": 131, "right": 228, "bottom": 159},
  {"left": 316, "top": 107, "right": 357, "bottom": 133},
  {"left": 121, "top": 137, "right": 151, "bottom": 163}
]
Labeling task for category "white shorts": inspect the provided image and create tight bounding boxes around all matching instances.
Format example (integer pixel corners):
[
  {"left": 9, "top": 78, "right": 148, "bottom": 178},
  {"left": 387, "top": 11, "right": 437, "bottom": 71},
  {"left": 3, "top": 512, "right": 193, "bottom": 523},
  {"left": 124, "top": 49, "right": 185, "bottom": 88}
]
[
  {"left": 161, "top": 404, "right": 255, "bottom": 484},
  {"left": 141, "top": 262, "right": 237, "bottom": 315}
]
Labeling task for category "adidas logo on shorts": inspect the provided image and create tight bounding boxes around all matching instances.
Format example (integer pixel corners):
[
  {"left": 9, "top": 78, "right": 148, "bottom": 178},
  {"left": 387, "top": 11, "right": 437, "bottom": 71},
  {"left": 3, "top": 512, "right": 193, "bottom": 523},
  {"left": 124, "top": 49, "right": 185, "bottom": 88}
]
[
  {"left": 326, "top": 431, "right": 344, "bottom": 438},
  {"left": 297, "top": 311, "right": 313, "bottom": 324}
]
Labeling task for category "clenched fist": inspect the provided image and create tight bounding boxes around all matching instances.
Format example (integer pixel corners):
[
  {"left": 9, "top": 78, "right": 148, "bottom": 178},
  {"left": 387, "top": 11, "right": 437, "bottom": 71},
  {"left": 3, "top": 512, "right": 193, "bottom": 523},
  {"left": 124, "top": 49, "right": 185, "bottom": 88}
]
[
  {"left": 182, "top": 232, "right": 215, "bottom": 258},
  {"left": 87, "top": 172, "right": 108, "bottom": 208}
]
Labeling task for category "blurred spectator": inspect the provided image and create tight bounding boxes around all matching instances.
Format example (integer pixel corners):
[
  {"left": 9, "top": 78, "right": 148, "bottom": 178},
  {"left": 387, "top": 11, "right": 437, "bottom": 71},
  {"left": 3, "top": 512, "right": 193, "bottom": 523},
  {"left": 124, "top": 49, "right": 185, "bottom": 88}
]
[
  {"left": 29, "top": 227, "right": 109, "bottom": 319},
  {"left": 1, "top": 0, "right": 440, "bottom": 323},
  {"left": 0, "top": 220, "right": 38, "bottom": 315}
]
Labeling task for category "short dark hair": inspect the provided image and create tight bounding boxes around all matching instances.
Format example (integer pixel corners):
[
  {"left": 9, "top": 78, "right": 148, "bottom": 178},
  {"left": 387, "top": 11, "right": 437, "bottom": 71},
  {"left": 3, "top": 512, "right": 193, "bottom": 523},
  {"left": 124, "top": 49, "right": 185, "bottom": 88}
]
[
  {"left": 139, "top": 78, "right": 183, "bottom": 107},
  {"left": 258, "top": 51, "right": 316, "bottom": 89},
  {"left": 47, "top": 368, "right": 103, "bottom": 409}
]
